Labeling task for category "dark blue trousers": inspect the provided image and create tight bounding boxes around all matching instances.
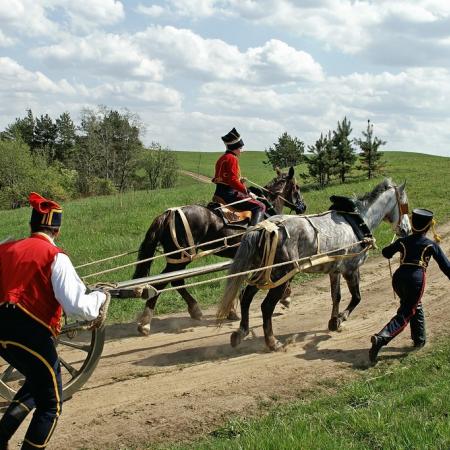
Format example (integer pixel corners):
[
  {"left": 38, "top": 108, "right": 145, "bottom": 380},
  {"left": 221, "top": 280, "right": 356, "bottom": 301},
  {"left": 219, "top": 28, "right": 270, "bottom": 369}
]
[
  {"left": 0, "top": 305, "right": 62, "bottom": 449},
  {"left": 377, "top": 267, "right": 426, "bottom": 345}
]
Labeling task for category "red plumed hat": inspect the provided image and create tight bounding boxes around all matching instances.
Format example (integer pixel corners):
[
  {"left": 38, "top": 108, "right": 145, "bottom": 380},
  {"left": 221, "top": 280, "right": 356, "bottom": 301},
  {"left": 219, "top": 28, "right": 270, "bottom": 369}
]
[{"left": 29, "top": 192, "right": 62, "bottom": 228}]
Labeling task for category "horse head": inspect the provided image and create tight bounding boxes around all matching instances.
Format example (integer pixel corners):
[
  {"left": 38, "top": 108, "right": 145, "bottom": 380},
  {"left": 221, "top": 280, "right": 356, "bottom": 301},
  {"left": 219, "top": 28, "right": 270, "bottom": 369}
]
[
  {"left": 383, "top": 181, "right": 411, "bottom": 237},
  {"left": 265, "top": 167, "right": 306, "bottom": 214}
]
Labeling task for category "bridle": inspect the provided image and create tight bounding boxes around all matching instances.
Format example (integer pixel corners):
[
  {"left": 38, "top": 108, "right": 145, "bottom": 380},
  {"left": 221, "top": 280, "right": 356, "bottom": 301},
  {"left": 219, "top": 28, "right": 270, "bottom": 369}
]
[
  {"left": 392, "top": 186, "right": 409, "bottom": 234},
  {"left": 252, "top": 177, "right": 302, "bottom": 212},
  {"left": 266, "top": 177, "right": 302, "bottom": 212}
]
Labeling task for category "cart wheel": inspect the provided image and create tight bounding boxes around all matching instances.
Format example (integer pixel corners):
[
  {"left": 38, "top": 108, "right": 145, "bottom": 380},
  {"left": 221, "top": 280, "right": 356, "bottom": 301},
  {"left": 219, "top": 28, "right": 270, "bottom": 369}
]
[{"left": 0, "top": 325, "right": 106, "bottom": 402}]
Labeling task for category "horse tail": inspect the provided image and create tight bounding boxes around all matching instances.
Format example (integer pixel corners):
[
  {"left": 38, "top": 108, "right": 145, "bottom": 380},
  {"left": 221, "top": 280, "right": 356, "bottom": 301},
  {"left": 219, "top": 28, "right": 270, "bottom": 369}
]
[
  {"left": 216, "top": 229, "right": 262, "bottom": 320},
  {"left": 132, "top": 211, "right": 169, "bottom": 279}
]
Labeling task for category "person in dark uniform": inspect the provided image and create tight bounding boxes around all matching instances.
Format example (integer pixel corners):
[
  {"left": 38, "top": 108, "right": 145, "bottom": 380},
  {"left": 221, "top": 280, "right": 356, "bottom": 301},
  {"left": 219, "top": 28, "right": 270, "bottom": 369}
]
[
  {"left": 0, "top": 193, "right": 109, "bottom": 450},
  {"left": 212, "top": 128, "right": 266, "bottom": 226},
  {"left": 369, "top": 208, "right": 450, "bottom": 364}
]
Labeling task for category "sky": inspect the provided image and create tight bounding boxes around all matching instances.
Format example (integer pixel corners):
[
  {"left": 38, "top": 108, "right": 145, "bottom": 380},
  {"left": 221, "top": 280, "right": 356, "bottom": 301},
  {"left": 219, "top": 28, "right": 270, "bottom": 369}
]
[{"left": 1, "top": 0, "right": 450, "bottom": 157}]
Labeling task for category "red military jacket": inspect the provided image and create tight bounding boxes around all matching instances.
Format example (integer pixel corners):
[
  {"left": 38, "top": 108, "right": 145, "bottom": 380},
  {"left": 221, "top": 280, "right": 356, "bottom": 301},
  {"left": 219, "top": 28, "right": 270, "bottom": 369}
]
[
  {"left": 212, "top": 152, "right": 247, "bottom": 193},
  {"left": 0, "top": 233, "right": 64, "bottom": 335}
]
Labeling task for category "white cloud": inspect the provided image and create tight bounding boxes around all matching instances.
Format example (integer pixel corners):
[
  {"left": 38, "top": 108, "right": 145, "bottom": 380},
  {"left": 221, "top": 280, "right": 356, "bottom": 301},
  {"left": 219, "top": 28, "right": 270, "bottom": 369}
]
[
  {"left": 0, "top": 29, "right": 15, "bottom": 47},
  {"left": 0, "top": 57, "right": 76, "bottom": 95},
  {"left": 62, "top": 0, "right": 125, "bottom": 31},
  {"left": 136, "top": 3, "right": 165, "bottom": 17},
  {"left": 32, "top": 33, "right": 165, "bottom": 81},
  {"left": 0, "top": 0, "right": 59, "bottom": 38},
  {"left": 134, "top": 26, "right": 323, "bottom": 83},
  {"left": 0, "top": 0, "right": 124, "bottom": 40}
]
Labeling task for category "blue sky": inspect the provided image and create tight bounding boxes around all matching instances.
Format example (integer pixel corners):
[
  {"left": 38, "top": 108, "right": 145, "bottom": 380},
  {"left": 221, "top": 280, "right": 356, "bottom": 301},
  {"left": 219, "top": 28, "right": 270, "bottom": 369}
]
[{"left": 1, "top": 0, "right": 450, "bottom": 157}]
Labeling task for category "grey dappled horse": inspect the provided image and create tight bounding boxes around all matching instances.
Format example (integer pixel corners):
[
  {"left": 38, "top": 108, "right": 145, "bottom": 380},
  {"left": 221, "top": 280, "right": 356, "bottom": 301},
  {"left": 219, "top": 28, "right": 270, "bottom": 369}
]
[
  {"left": 133, "top": 167, "right": 306, "bottom": 336},
  {"left": 217, "top": 179, "right": 411, "bottom": 351}
]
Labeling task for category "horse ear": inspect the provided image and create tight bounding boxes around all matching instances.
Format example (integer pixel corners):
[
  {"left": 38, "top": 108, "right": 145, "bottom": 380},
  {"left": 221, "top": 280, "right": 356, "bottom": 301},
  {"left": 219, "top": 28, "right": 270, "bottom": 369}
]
[
  {"left": 399, "top": 180, "right": 407, "bottom": 192},
  {"left": 275, "top": 167, "right": 282, "bottom": 176},
  {"left": 288, "top": 167, "right": 294, "bottom": 179}
]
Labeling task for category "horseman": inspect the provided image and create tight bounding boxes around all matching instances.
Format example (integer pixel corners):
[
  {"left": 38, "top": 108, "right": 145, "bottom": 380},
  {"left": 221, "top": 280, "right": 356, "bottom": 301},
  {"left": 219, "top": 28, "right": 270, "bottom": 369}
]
[{"left": 212, "top": 128, "right": 266, "bottom": 226}]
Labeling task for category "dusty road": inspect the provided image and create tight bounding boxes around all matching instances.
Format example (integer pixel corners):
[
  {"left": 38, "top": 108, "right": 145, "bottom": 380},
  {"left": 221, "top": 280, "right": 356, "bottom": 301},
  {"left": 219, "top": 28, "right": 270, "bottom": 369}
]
[{"left": 5, "top": 223, "right": 450, "bottom": 450}]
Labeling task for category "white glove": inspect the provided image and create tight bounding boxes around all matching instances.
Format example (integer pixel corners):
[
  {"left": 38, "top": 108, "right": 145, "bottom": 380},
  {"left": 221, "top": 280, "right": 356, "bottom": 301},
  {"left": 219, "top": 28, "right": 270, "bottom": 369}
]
[
  {"left": 90, "top": 291, "right": 111, "bottom": 329},
  {"left": 249, "top": 192, "right": 258, "bottom": 200}
]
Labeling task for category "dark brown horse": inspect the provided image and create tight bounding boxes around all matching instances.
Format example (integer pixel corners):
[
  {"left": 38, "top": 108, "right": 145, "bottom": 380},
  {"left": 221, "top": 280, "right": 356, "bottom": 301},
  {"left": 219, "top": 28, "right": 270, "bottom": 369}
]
[{"left": 133, "top": 167, "right": 306, "bottom": 336}]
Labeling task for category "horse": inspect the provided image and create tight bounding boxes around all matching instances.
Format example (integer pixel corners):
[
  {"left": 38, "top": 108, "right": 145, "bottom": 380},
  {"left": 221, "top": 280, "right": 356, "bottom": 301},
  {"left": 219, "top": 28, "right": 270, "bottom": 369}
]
[
  {"left": 133, "top": 167, "right": 306, "bottom": 336},
  {"left": 217, "top": 178, "right": 411, "bottom": 351}
]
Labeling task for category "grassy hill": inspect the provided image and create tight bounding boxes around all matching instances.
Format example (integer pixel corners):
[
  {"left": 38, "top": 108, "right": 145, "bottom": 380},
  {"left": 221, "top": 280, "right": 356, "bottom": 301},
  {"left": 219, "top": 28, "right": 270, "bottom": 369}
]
[{"left": 0, "top": 151, "right": 448, "bottom": 322}]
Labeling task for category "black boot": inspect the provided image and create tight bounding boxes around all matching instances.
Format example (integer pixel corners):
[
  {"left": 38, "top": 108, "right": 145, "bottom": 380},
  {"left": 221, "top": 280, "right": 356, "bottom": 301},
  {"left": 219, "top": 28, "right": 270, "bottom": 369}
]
[
  {"left": 410, "top": 304, "right": 426, "bottom": 348},
  {"left": 369, "top": 335, "right": 385, "bottom": 364},
  {"left": 249, "top": 209, "right": 265, "bottom": 226}
]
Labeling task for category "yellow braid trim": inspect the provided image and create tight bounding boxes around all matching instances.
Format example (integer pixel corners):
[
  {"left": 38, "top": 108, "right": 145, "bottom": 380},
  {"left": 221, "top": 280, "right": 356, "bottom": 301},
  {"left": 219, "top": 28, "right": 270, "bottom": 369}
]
[{"left": 412, "top": 218, "right": 441, "bottom": 242}]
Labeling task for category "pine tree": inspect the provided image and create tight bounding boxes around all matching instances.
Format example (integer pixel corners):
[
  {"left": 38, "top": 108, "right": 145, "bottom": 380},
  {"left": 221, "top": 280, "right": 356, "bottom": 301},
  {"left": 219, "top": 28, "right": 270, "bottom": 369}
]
[
  {"left": 355, "top": 120, "right": 386, "bottom": 179},
  {"left": 307, "top": 132, "right": 334, "bottom": 187},
  {"left": 33, "top": 114, "right": 58, "bottom": 161},
  {"left": 264, "top": 132, "right": 305, "bottom": 169},
  {"left": 332, "top": 117, "right": 356, "bottom": 183},
  {"left": 1, "top": 109, "right": 35, "bottom": 147},
  {"left": 55, "top": 112, "right": 76, "bottom": 164}
]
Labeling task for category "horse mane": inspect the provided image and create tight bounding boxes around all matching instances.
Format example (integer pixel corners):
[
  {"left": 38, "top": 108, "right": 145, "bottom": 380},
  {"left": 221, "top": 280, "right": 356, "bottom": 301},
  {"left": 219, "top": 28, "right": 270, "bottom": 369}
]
[{"left": 354, "top": 178, "right": 395, "bottom": 208}]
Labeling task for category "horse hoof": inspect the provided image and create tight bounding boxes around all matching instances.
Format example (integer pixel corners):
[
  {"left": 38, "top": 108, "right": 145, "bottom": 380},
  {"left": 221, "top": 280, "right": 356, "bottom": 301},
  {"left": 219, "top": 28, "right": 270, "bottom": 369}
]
[
  {"left": 137, "top": 323, "right": 151, "bottom": 336},
  {"left": 188, "top": 304, "right": 203, "bottom": 320},
  {"left": 280, "top": 297, "right": 291, "bottom": 308},
  {"left": 230, "top": 331, "right": 242, "bottom": 348},
  {"left": 226, "top": 310, "right": 240, "bottom": 321},
  {"left": 328, "top": 317, "right": 341, "bottom": 332},
  {"left": 268, "top": 340, "right": 284, "bottom": 352}
]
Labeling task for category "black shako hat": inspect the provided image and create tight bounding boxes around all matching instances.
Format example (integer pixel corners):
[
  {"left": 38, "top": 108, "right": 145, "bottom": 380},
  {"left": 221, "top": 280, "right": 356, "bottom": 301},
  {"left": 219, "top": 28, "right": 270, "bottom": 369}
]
[
  {"left": 221, "top": 128, "right": 244, "bottom": 151},
  {"left": 412, "top": 208, "right": 433, "bottom": 232},
  {"left": 29, "top": 192, "right": 62, "bottom": 228}
]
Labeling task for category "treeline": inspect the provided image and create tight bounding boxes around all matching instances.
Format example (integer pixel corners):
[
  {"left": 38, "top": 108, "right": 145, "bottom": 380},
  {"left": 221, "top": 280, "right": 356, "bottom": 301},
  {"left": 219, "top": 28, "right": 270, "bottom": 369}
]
[
  {"left": 265, "top": 117, "right": 386, "bottom": 186},
  {"left": 0, "top": 107, "right": 178, "bottom": 210}
]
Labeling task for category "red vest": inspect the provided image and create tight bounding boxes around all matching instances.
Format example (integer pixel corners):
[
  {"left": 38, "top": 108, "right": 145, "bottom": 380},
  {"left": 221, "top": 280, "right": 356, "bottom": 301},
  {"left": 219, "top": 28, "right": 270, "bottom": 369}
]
[{"left": 0, "top": 233, "right": 63, "bottom": 335}]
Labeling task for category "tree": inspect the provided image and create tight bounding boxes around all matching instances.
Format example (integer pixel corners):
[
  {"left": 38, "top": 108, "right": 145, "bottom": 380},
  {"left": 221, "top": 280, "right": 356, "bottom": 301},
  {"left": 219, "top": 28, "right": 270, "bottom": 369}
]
[
  {"left": 355, "top": 120, "right": 387, "bottom": 179},
  {"left": 1, "top": 109, "right": 35, "bottom": 147},
  {"left": 264, "top": 132, "right": 305, "bottom": 169},
  {"left": 55, "top": 112, "right": 76, "bottom": 164},
  {"left": 0, "top": 140, "right": 72, "bottom": 209},
  {"left": 76, "top": 107, "right": 144, "bottom": 193},
  {"left": 332, "top": 117, "right": 356, "bottom": 183},
  {"left": 140, "top": 143, "right": 179, "bottom": 190},
  {"left": 33, "top": 114, "right": 58, "bottom": 162},
  {"left": 306, "top": 131, "right": 337, "bottom": 187}
]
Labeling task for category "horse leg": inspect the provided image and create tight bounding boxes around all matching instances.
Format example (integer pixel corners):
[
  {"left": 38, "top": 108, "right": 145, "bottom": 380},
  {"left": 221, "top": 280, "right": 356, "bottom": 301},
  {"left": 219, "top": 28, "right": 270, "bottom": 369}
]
[
  {"left": 338, "top": 269, "right": 361, "bottom": 323},
  {"left": 171, "top": 277, "right": 203, "bottom": 320},
  {"left": 279, "top": 282, "right": 292, "bottom": 308},
  {"left": 137, "top": 295, "right": 159, "bottom": 336},
  {"left": 328, "top": 272, "right": 342, "bottom": 331},
  {"left": 231, "top": 285, "right": 259, "bottom": 347},
  {"left": 261, "top": 283, "right": 288, "bottom": 351},
  {"left": 136, "top": 263, "right": 179, "bottom": 335}
]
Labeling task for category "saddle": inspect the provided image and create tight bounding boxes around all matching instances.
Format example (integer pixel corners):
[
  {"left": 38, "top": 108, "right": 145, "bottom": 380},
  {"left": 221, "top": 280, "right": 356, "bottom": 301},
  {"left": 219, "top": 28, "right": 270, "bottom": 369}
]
[
  {"left": 329, "top": 195, "right": 372, "bottom": 241},
  {"left": 208, "top": 195, "right": 252, "bottom": 229}
]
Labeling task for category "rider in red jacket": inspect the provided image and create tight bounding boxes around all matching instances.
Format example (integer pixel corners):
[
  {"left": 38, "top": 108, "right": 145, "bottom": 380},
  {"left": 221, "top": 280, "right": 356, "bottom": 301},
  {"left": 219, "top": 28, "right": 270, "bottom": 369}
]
[
  {"left": 212, "top": 128, "right": 265, "bottom": 226},
  {"left": 0, "top": 193, "right": 108, "bottom": 450}
]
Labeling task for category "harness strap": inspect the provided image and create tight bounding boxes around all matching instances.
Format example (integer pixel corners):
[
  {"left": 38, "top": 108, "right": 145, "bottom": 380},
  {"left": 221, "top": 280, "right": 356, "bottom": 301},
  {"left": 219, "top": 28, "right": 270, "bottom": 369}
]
[
  {"left": 166, "top": 208, "right": 196, "bottom": 264},
  {"left": 247, "top": 218, "right": 374, "bottom": 290}
]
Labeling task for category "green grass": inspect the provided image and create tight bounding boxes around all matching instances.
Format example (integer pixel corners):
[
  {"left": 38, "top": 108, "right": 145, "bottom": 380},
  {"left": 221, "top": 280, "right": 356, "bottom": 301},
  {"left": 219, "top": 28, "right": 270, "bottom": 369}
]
[
  {"left": 0, "top": 151, "right": 448, "bottom": 323},
  {"left": 153, "top": 338, "right": 450, "bottom": 450}
]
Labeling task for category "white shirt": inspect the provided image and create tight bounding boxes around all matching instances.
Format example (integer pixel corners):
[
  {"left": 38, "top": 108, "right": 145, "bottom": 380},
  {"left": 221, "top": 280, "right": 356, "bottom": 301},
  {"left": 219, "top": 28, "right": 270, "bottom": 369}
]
[{"left": 51, "top": 253, "right": 106, "bottom": 321}]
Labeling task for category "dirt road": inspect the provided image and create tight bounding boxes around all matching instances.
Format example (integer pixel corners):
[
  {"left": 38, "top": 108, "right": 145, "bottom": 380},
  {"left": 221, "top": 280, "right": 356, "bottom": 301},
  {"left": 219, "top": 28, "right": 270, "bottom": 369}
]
[{"left": 6, "top": 224, "right": 450, "bottom": 450}]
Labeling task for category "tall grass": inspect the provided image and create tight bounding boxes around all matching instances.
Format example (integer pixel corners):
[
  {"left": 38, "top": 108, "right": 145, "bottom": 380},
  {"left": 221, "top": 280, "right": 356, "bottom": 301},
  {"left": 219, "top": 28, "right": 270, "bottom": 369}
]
[{"left": 0, "top": 151, "right": 448, "bottom": 323}]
